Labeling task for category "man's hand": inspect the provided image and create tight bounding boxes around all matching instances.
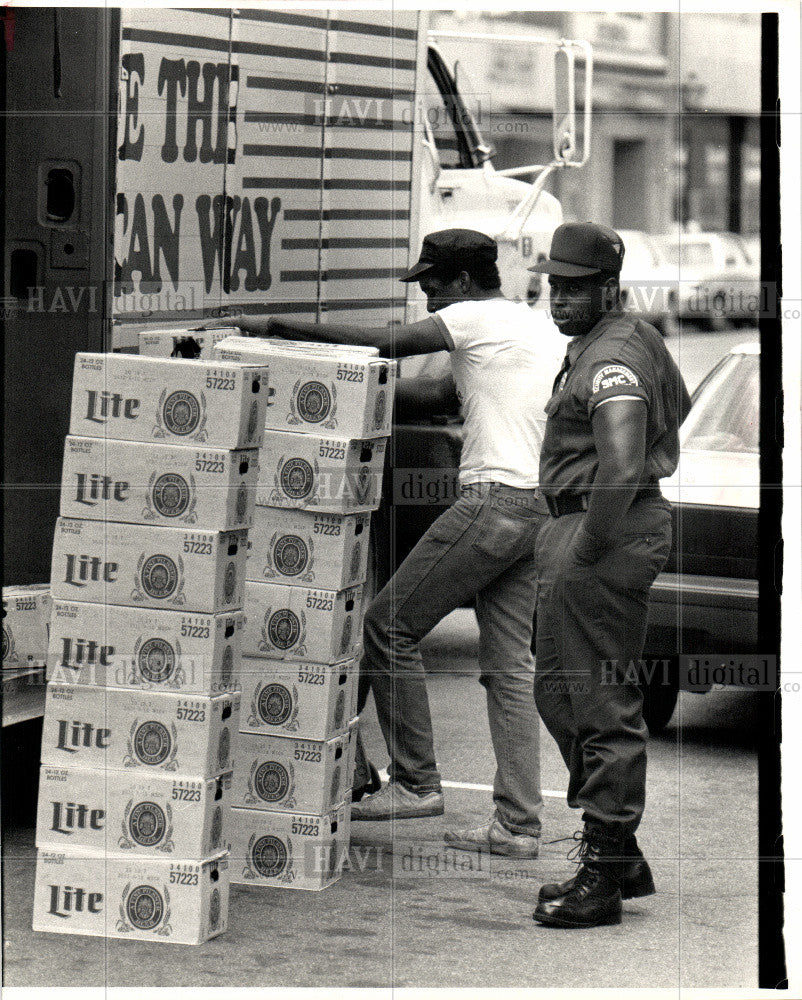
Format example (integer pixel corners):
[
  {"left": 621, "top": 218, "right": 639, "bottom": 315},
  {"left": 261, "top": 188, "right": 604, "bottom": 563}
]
[{"left": 571, "top": 522, "right": 611, "bottom": 566}]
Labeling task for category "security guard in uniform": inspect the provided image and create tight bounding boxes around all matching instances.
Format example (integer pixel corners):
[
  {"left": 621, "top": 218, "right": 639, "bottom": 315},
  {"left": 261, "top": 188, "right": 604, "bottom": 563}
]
[{"left": 528, "top": 223, "right": 691, "bottom": 929}]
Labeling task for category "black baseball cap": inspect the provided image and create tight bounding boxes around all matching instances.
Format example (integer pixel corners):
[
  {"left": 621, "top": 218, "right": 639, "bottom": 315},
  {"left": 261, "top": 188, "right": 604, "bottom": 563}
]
[
  {"left": 528, "top": 222, "right": 625, "bottom": 278},
  {"left": 399, "top": 228, "right": 498, "bottom": 283}
]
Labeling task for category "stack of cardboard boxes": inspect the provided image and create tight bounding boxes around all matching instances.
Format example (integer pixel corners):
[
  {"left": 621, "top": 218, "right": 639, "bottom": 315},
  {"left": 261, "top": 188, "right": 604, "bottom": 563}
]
[
  {"left": 32, "top": 352, "right": 269, "bottom": 944},
  {"left": 212, "top": 335, "right": 396, "bottom": 891},
  {"left": 2, "top": 585, "right": 52, "bottom": 670}
]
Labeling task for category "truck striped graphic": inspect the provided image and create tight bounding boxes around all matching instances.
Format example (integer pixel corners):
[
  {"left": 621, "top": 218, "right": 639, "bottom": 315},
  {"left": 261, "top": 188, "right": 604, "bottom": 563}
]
[{"left": 114, "top": 8, "right": 422, "bottom": 335}]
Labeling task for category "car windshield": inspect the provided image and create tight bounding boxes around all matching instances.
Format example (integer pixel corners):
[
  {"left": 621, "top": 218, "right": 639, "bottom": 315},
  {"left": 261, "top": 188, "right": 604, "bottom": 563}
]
[{"left": 681, "top": 351, "right": 760, "bottom": 454}]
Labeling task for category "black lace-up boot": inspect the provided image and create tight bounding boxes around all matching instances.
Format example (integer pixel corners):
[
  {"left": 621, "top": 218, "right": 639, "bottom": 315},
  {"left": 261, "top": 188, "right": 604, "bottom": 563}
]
[
  {"left": 537, "top": 831, "right": 655, "bottom": 903},
  {"left": 533, "top": 825, "right": 624, "bottom": 928}
]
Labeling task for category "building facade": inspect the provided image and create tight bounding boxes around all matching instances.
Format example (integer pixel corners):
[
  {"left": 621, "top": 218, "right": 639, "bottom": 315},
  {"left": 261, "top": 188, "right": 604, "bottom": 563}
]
[{"left": 430, "top": 10, "right": 761, "bottom": 235}]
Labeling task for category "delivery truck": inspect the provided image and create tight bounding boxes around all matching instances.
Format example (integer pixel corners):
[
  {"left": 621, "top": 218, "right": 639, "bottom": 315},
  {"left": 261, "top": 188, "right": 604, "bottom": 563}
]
[{"left": 3, "top": 6, "right": 593, "bottom": 589}]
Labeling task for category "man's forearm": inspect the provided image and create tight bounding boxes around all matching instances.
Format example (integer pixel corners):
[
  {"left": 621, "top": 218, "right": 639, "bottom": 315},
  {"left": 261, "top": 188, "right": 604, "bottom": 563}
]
[
  {"left": 584, "top": 465, "right": 641, "bottom": 540},
  {"left": 240, "top": 315, "right": 383, "bottom": 349},
  {"left": 575, "top": 460, "right": 643, "bottom": 561},
  {"left": 233, "top": 313, "right": 447, "bottom": 359}
]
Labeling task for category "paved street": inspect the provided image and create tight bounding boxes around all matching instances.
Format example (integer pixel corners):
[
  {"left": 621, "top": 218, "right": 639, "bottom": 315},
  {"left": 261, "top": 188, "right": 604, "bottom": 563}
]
[{"left": 2, "top": 607, "right": 758, "bottom": 990}]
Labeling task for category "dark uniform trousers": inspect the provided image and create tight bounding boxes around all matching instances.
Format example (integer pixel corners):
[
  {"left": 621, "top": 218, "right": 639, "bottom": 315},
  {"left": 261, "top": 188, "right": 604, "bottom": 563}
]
[{"left": 534, "top": 495, "right": 672, "bottom": 834}]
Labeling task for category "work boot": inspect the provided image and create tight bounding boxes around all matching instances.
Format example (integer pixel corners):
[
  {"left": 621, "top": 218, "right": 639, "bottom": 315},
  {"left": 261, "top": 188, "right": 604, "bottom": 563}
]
[
  {"left": 351, "top": 781, "right": 444, "bottom": 821},
  {"left": 533, "top": 825, "right": 623, "bottom": 928},
  {"left": 444, "top": 815, "right": 540, "bottom": 858},
  {"left": 538, "top": 832, "right": 655, "bottom": 902}
]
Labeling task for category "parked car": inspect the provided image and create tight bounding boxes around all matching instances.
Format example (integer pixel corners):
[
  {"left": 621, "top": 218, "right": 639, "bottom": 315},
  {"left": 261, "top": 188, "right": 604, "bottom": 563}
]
[
  {"left": 642, "top": 342, "right": 760, "bottom": 730},
  {"left": 617, "top": 229, "right": 679, "bottom": 336},
  {"left": 656, "top": 232, "right": 761, "bottom": 329}
]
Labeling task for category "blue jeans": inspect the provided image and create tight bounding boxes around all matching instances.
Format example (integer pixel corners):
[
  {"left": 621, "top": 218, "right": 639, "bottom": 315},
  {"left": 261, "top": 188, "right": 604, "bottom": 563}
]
[{"left": 360, "top": 482, "right": 547, "bottom": 836}]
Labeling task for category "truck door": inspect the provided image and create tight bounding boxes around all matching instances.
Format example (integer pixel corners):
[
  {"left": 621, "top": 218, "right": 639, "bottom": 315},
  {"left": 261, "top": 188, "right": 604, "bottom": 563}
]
[{"left": 3, "top": 8, "right": 118, "bottom": 584}]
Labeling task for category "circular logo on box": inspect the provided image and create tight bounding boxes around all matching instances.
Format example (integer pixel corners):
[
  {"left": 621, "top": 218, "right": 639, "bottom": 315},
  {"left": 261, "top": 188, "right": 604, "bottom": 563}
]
[
  {"left": 138, "top": 637, "right": 176, "bottom": 684},
  {"left": 141, "top": 555, "right": 178, "bottom": 600},
  {"left": 129, "top": 801, "right": 167, "bottom": 847},
  {"left": 218, "top": 726, "right": 231, "bottom": 769},
  {"left": 236, "top": 482, "right": 249, "bottom": 522},
  {"left": 210, "top": 805, "right": 223, "bottom": 850},
  {"left": 221, "top": 645, "right": 234, "bottom": 687},
  {"left": 273, "top": 535, "right": 308, "bottom": 577},
  {"left": 254, "top": 761, "right": 289, "bottom": 803},
  {"left": 334, "top": 690, "right": 346, "bottom": 730},
  {"left": 223, "top": 561, "right": 237, "bottom": 604},
  {"left": 251, "top": 834, "right": 288, "bottom": 878},
  {"left": 126, "top": 884, "right": 165, "bottom": 930},
  {"left": 356, "top": 466, "right": 371, "bottom": 503},
  {"left": 297, "top": 381, "right": 332, "bottom": 423},
  {"left": 349, "top": 542, "right": 362, "bottom": 583},
  {"left": 280, "top": 458, "right": 314, "bottom": 500},
  {"left": 267, "top": 609, "right": 300, "bottom": 650},
  {"left": 152, "top": 473, "right": 190, "bottom": 518},
  {"left": 247, "top": 399, "right": 259, "bottom": 440},
  {"left": 374, "top": 389, "right": 387, "bottom": 430},
  {"left": 209, "top": 886, "right": 221, "bottom": 930},
  {"left": 163, "top": 390, "right": 201, "bottom": 436},
  {"left": 340, "top": 614, "right": 353, "bottom": 656},
  {"left": 134, "top": 721, "right": 172, "bottom": 766},
  {"left": 257, "top": 682, "right": 293, "bottom": 726},
  {"left": 330, "top": 765, "right": 341, "bottom": 805}
]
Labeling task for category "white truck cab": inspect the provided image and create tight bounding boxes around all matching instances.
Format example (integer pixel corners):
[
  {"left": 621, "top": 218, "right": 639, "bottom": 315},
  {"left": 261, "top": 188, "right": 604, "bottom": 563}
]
[{"left": 416, "top": 34, "right": 591, "bottom": 310}]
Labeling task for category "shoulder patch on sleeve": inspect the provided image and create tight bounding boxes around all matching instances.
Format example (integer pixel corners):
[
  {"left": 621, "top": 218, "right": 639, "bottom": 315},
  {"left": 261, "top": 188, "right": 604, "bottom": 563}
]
[{"left": 591, "top": 364, "right": 639, "bottom": 394}]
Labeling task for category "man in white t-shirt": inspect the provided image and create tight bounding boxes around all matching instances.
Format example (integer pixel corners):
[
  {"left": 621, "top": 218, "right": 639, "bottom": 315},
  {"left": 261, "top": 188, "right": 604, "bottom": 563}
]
[{"left": 234, "top": 229, "right": 565, "bottom": 857}]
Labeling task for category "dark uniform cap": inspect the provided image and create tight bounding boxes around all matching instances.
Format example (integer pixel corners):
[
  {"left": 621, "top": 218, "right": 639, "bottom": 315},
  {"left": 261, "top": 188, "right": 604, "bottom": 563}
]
[
  {"left": 399, "top": 228, "right": 498, "bottom": 283},
  {"left": 529, "top": 222, "right": 625, "bottom": 278}
]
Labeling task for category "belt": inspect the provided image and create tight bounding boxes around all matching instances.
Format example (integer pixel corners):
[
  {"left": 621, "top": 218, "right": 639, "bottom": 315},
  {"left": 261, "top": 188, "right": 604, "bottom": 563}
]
[{"left": 545, "top": 484, "right": 661, "bottom": 518}]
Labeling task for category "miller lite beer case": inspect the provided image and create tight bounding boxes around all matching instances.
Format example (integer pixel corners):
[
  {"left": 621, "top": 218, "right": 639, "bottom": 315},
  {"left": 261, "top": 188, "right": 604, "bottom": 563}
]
[
  {"left": 47, "top": 601, "right": 244, "bottom": 694},
  {"left": 138, "top": 327, "right": 236, "bottom": 360},
  {"left": 239, "top": 655, "right": 357, "bottom": 741},
  {"left": 59, "top": 437, "right": 259, "bottom": 531},
  {"left": 2, "top": 584, "right": 52, "bottom": 669},
  {"left": 230, "top": 802, "right": 350, "bottom": 891},
  {"left": 242, "top": 581, "right": 362, "bottom": 663},
  {"left": 40, "top": 684, "right": 239, "bottom": 778},
  {"left": 68, "top": 353, "right": 269, "bottom": 449},
  {"left": 247, "top": 508, "right": 370, "bottom": 590},
  {"left": 33, "top": 849, "right": 229, "bottom": 944},
  {"left": 50, "top": 518, "right": 248, "bottom": 614},
  {"left": 256, "top": 430, "right": 386, "bottom": 513},
  {"left": 36, "top": 766, "right": 233, "bottom": 858},
  {"left": 213, "top": 336, "right": 395, "bottom": 438},
  {"left": 232, "top": 727, "right": 356, "bottom": 815}
]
